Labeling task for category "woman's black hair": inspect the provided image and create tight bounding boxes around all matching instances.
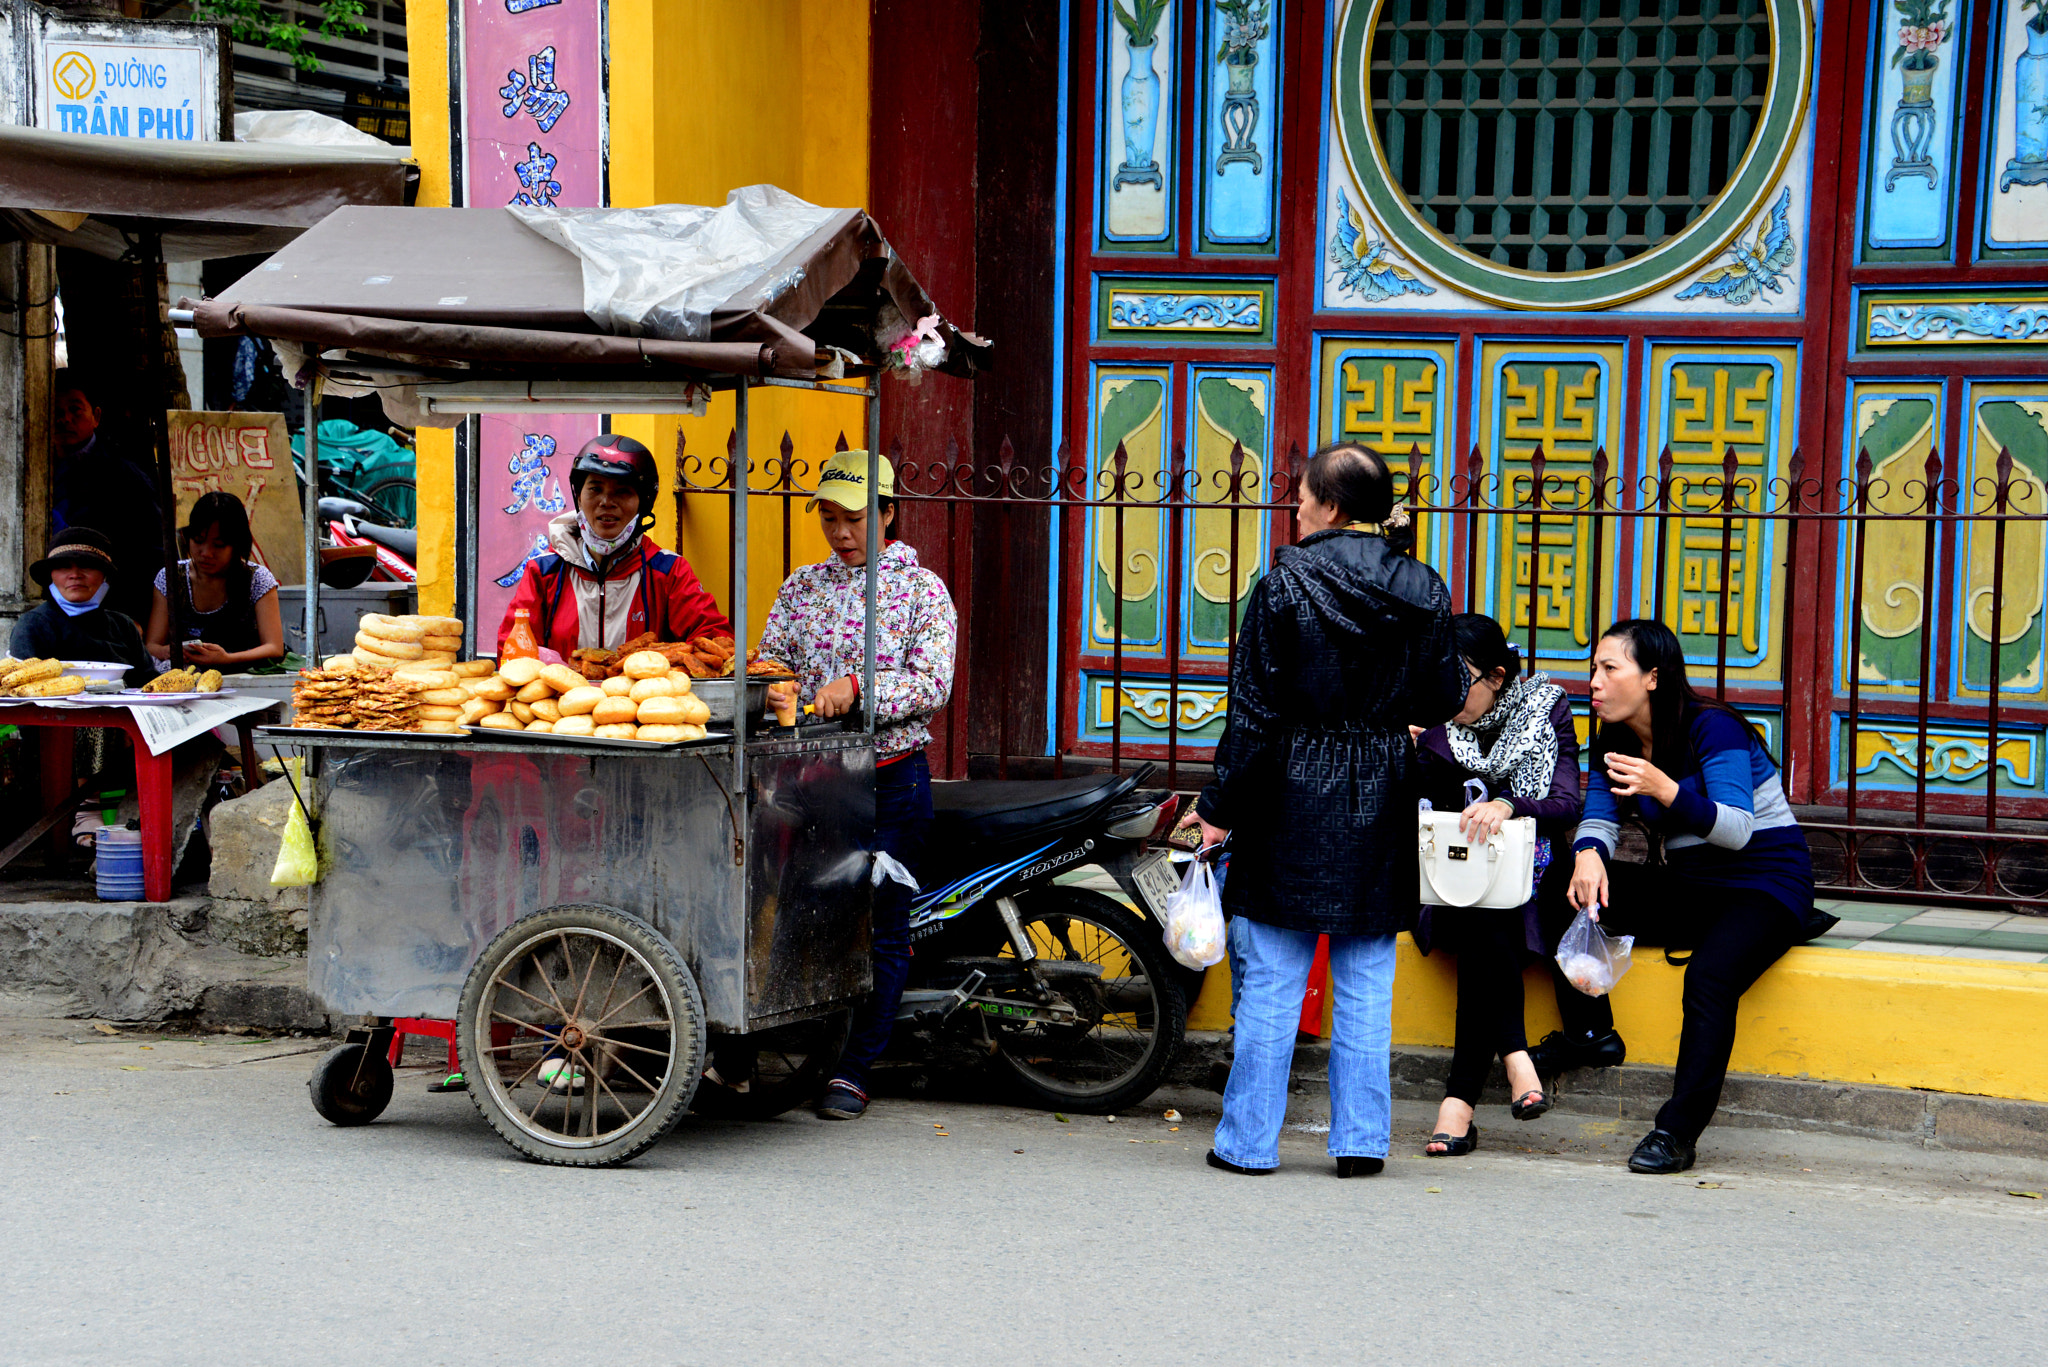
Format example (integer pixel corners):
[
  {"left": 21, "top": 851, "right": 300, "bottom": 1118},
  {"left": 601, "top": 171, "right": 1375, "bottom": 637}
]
[
  {"left": 181, "top": 490, "right": 256, "bottom": 603},
  {"left": 1451, "top": 613, "right": 1520, "bottom": 688},
  {"left": 1303, "top": 441, "right": 1394, "bottom": 526},
  {"left": 1590, "top": 618, "right": 1766, "bottom": 773}
]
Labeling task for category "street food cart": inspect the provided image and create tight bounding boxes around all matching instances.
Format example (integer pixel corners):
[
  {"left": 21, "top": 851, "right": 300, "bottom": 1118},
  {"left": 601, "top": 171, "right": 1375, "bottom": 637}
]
[{"left": 184, "top": 191, "right": 986, "bottom": 1165}]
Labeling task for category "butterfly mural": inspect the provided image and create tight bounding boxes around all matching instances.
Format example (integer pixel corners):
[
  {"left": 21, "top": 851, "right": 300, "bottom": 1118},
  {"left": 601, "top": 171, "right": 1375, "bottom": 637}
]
[
  {"left": 1328, "top": 188, "right": 1436, "bottom": 302},
  {"left": 1674, "top": 188, "right": 1796, "bottom": 306}
]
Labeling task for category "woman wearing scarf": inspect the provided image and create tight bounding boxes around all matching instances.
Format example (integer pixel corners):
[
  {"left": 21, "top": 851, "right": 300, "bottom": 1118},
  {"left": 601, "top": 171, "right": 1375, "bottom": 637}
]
[
  {"left": 496, "top": 434, "right": 730, "bottom": 656},
  {"left": 12, "top": 527, "right": 154, "bottom": 686},
  {"left": 1411, "top": 613, "right": 1581, "bottom": 1157}
]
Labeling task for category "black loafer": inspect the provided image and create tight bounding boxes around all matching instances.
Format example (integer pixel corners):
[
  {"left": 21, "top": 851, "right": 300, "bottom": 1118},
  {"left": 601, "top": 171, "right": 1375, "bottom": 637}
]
[
  {"left": 1528, "top": 1029, "right": 1628, "bottom": 1076},
  {"left": 1627, "top": 1128, "right": 1697, "bottom": 1174},
  {"left": 1206, "top": 1149, "right": 1274, "bottom": 1175},
  {"left": 1335, "top": 1156, "right": 1384, "bottom": 1178}
]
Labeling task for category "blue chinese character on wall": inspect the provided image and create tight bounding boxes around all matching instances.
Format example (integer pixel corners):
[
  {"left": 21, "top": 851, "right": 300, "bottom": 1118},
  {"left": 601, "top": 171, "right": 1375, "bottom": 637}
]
[
  {"left": 504, "top": 434, "right": 566, "bottom": 515},
  {"left": 510, "top": 143, "right": 562, "bottom": 207},
  {"left": 493, "top": 532, "right": 554, "bottom": 589},
  {"left": 501, "top": 45, "right": 570, "bottom": 135},
  {"left": 505, "top": 0, "right": 564, "bottom": 11}
]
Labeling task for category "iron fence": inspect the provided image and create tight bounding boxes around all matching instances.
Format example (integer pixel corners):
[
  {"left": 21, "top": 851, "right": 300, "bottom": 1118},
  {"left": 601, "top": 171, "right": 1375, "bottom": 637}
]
[{"left": 679, "top": 427, "right": 2048, "bottom": 913}]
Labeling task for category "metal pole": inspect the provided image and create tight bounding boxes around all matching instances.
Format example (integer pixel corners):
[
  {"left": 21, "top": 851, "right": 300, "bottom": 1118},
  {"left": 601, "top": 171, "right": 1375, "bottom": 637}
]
[
  {"left": 730, "top": 382, "right": 750, "bottom": 863},
  {"left": 303, "top": 377, "right": 323, "bottom": 661},
  {"left": 143, "top": 231, "right": 188, "bottom": 671},
  {"left": 864, "top": 389, "right": 881, "bottom": 735}
]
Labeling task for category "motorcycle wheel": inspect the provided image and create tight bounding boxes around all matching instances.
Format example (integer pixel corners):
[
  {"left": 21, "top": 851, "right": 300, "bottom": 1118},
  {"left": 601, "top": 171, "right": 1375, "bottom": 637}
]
[{"left": 980, "top": 887, "right": 1186, "bottom": 1115}]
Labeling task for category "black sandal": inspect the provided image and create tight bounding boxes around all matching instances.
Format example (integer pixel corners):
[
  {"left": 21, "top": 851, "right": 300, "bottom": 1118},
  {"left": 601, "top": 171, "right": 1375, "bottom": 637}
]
[
  {"left": 1425, "top": 1125, "right": 1478, "bottom": 1157},
  {"left": 1510, "top": 1089, "right": 1552, "bottom": 1121}
]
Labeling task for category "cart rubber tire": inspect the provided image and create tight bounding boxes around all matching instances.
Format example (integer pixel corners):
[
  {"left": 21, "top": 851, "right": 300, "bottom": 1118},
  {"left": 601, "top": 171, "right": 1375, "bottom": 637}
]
[
  {"left": 308, "top": 1042, "right": 395, "bottom": 1126},
  {"left": 693, "top": 1011, "right": 851, "bottom": 1121},
  {"left": 985, "top": 887, "right": 1187, "bottom": 1115},
  {"left": 458, "top": 904, "right": 705, "bottom": 1167}
]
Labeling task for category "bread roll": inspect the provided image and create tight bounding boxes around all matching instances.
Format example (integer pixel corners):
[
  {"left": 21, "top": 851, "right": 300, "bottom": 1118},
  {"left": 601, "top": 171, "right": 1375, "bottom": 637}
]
[
  {"left": 417, "top": 704, "right": 465, "bottom": 722},
  {"left": 634, "top": 724, "right": 689, "bottom": 743},
  {"left": 525, "top": 719, "right": 556, "bottom": 733},
  {"left": 552, "top": 714, "right": 596, "bottom": 737},
  {"left": 679, "top": 724, "right": 708, "bottom": 742},
  {"left": 676, "top": 694, "right": 711, "bottom": 727},
  {"left": 458, "top": 699, "right": 493, "bottom": 725},
  {"left": 514, "top": 679, "right": 553, "bottom": 704},
  {"left": 530, "top": 698, "right": 562, "bottom": 722},
  {"left": 323, "top": 654, "right": 363, "bottom": 674},
  {"left": 601, "top": 675, "right": 636, "bottom": 697},
  {"left": 473, "top": 676, "right": 514, "bottom": 701},
  {"left": 479, "top": 712, "right": 522, "bottom": 731},
  {"left": 498, "top": 657, "right": 543, "bottom": 686},
  {"left": 666, "top": 672, "right": 694, "bottom": 696},
  {"left": 592, "top": 695, "right": 639, "bottom": 727},
  {"left": 417, "top": 720, "right": 465, "bottom": 734},
  {"left": 510, "top": 700, "right": 535, "bottom": 724},
  {"left": 421, "top": 634, "right": 462, "bottom": 654},
  {"left": 557, "top": 685, "right": 605, "bottom": 716},
  {"left": 593, "top": 723, "right": 639, "bottom": 740},
  {"left": 629, "top": 676, "right": 676, "bottom": 702},
  {"left": 417, "top": 651, "right": 458, "bottom": 667},
  {"left": 452, "top": 659, "right": 496, "bottom": 678},
  {"left": 360, "top": 613, "right": 425, "bottom": 643},
  {"left": 417, "top": 687, "right": 468, "bottom": 705},
  {"left": 621, "top": 650, "right": 669, "bottom": 680},
  {"left": 540, "top": 664, "right": 586, "bottom": 695},
  {"left": 635, "top": 695, "right": 686, "bottom": 726}
]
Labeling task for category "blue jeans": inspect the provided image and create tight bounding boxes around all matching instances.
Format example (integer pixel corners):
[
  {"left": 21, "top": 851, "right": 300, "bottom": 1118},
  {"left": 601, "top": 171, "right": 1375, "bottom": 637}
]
[
  {"left": 832, "top": 750, "right": 932, "bottom": 1093},
  {"left": 1213, "top": 917, "right": 1397, "bottom": 1169}
]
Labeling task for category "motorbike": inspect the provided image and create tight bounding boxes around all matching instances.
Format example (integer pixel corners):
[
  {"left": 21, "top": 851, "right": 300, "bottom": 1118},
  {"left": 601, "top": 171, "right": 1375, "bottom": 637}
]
[{"left": 695, "top": 763, "right": 1198, "bottom": 1119}]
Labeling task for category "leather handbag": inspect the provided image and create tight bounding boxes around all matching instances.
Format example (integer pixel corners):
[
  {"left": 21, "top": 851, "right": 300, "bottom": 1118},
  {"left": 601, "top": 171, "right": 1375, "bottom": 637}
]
[{"left": 1417, "top": 781, "right": 1538, "bottom": 909}]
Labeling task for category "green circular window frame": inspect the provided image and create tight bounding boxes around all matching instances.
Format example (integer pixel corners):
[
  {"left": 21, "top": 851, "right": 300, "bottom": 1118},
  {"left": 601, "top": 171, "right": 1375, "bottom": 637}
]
[{"left": 1333, "top": 0, "right": 1812, "bottom": 311}]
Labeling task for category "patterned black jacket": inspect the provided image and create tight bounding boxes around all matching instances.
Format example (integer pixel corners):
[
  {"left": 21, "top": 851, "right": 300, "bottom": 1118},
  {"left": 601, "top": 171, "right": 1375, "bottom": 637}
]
[{"left": 1196, "top": 528, "right": 1463, "bottom": 936}]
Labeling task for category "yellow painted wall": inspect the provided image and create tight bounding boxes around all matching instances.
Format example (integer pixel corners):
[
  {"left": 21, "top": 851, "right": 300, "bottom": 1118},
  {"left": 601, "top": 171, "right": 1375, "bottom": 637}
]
[
  {"left": 1183, "top": 937, "right": 2048, "bottom": 1104},
  {"left": 404, "top": 0, "right": 870, "bottom": 627}
]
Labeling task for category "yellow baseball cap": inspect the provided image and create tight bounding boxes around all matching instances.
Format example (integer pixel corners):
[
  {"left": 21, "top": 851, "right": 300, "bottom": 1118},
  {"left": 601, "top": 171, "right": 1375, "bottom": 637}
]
[{"left": 807, "top": 448, "right": 896, "bottom": 511}]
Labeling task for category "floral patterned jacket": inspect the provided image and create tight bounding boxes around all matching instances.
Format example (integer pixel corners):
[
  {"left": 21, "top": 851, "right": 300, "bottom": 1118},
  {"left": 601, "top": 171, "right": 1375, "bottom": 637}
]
[{"left": 758, "top": 540, "right": 957, "bottom": 759}]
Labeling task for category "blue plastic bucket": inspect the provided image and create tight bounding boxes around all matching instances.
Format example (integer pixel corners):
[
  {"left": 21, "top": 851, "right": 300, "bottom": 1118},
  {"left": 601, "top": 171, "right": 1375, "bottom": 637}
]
[{"left": 95, "top": 827, "right": 145, "bottom": 901}]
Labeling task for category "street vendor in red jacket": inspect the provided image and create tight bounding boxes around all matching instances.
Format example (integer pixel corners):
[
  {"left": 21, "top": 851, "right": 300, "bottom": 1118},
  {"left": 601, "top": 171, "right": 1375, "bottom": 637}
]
[{"left": 496, "top": 434, "right": 730, "bottom": 657}]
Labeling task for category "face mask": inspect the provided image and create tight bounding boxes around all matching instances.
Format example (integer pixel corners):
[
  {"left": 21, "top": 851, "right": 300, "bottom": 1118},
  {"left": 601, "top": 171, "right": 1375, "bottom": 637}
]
[
  {"left": 54, "top": 580, "right": 109, "bottom": 617},
  {"left": 578, "top": 512, "right": 641, "bottom": 559}
]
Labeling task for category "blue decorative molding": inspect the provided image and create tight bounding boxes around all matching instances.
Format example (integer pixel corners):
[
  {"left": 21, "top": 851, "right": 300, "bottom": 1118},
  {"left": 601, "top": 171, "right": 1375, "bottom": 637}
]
[
  {"left": 1327, "top": 187, "right": 1435, "bottom": 302},
  {"left": 1869, "top": 301, "right": 2048, "bottom": 342},
  {"left": 1675, "top": 187, "right": 1796, "bottom": 305},
  {"left": 1108, "top": 293, "right": 1261, "bottom": 330}
]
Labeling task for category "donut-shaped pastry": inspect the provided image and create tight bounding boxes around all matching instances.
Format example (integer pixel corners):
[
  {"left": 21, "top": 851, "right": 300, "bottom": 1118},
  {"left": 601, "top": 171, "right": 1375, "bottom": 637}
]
[
  {"left": 355, "top": 631, "right": 423, "bottom": 660},
  {"left": 406, "top": 615, "right": 465, "bottom": 637},
  {"left": 359, "top": 613, "right": 426, "bottom": 643}
]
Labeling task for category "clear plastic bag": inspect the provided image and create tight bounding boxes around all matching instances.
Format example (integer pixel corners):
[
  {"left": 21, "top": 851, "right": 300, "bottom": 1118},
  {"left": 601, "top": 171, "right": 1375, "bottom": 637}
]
[
  {"left": 1162, "top": 857, "right": 1227, "bottom": 971},
  {"left": 1554, "top": 907, "right": 1634, "bottom": 997}
]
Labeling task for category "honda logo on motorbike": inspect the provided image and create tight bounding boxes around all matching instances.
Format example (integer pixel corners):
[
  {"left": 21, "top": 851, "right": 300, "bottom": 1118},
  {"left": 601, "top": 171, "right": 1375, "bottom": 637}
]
[{"left": 1019, "top": 840, "right": 1093, "bottom": 884}]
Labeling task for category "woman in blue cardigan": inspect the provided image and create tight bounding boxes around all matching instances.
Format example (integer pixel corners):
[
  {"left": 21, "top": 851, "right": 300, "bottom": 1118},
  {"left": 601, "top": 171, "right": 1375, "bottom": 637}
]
[{"left": 1543, "top": 620, "right": 1835, "bottom": 1174}]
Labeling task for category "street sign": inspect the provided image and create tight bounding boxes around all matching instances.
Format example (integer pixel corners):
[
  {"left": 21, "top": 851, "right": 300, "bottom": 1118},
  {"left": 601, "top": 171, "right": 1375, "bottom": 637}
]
[{"left": 0, "top": 4, "right": 227, "bottom": 140}]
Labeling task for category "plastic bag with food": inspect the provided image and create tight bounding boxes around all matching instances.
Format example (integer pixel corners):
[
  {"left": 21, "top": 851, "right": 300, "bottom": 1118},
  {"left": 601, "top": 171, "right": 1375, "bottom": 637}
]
[
  {"left": 1162, "top": 856, "right": 1226, "bottom": 971},
  {"left": 270, "top": 791, "right": 320, "bottom": 888},
  {"left": 1554, "top": 907, "right": 1634, "bottom": 997}
]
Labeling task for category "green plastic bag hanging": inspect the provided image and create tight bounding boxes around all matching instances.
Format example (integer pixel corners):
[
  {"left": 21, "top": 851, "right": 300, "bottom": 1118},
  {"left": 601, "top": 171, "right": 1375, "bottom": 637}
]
[{"left": 270, "top": 791, "right": 319, "bottom": 888}]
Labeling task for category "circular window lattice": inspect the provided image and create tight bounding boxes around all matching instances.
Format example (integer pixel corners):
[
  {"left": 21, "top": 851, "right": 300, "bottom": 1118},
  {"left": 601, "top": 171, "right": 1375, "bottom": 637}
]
[
  {"left": 1370, "top": 0, "right": 1772, "bottom": 273},
  {"left": 1332, "top": 0, "right": 1810, "bottom": 309}
]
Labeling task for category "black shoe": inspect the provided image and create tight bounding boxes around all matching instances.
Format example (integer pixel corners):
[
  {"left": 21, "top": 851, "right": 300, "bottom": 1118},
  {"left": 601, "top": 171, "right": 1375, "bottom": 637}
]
[
  {"left": 1335, "top": 1156, "right": 1384, "bottom": 1178},
  {"left": 1627, "top": 1129, "right": 1697, "bottom": 1174},
  {"left": 1527, "top": 1029, "right": 1627, "bottom": 1076},
  {"left": 1425, "top": 1125, "right": 1478, "bottom": 1157},
  {"left": 1206, "top": 1149, "right": 1274, "bottom": 1175}
]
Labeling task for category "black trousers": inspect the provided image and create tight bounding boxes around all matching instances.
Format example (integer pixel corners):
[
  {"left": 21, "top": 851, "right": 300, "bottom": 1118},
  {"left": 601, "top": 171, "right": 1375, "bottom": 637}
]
[
  {"left": 1539, "top": 860, "right": 1803, "bottom": 1145},
  {"left": 1443, "top": 906, "right": 1534, "bottom": 1107}
]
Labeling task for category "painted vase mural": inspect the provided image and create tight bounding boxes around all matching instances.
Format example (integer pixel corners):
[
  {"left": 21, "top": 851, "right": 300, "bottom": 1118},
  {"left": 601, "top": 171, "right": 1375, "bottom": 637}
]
[
  {"left": 1118, "top": 39, "right": 1164, "bottom": 189},
  {"left": 2005, "top": 13, "right": 2048, "bottom": 191},
  {"left": 1884, "top": 0, "right": 1949, "bottom": 190}
]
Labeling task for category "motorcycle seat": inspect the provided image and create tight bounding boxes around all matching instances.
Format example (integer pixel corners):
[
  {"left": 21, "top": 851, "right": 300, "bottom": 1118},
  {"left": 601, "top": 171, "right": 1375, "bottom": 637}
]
[
  {"left": 347, "top": 519, "right": 418, "bottom": 560},
  {"left": 929, "top": 773, "right": 1136, "bottom": 847}
]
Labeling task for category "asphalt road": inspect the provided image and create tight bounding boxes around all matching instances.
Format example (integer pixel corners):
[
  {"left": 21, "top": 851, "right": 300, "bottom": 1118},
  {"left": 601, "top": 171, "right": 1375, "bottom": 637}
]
[{"left": 8, "top": 1017, "right": 2048, "bottom": 1367}]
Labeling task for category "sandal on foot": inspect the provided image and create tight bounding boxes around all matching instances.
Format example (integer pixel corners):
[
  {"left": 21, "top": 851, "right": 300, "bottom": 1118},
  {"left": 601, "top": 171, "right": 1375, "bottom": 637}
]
[
  {"left": 1510, "top": 1088, "right": 1552, "bottom": 1121},
  {"left": 1424, "top": 1126, "right": 1478, "bottom": 1157}
]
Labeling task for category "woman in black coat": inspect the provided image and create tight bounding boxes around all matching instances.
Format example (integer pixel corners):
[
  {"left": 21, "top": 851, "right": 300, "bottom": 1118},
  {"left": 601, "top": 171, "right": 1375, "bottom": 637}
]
[{"left": 1191, "top": 442, "right": 1464, "bottom": 1176}]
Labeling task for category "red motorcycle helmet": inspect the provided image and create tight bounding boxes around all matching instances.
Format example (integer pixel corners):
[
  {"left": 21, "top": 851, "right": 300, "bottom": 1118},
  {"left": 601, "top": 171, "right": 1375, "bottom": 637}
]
[{"left": 569, "top": 434, "right": 659, "bottom": 517}]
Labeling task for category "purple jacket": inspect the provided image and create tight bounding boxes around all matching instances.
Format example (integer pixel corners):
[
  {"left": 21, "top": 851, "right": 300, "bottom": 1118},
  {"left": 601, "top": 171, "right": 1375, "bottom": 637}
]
[{"left": 1411, "top": 694, "right": 1580, "bottom": 955}]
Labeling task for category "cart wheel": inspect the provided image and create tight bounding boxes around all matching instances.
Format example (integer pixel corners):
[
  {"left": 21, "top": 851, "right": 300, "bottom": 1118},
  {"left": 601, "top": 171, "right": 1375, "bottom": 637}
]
[
  {"left": 457, "top": 904, "right": 705, "bottom": 1167},
  {"left": 693, "top": 1011, "right": 850, "bottom": 1121},
  {"left": 308, "top": 1042, "right": 395, "bottom": 1126}
]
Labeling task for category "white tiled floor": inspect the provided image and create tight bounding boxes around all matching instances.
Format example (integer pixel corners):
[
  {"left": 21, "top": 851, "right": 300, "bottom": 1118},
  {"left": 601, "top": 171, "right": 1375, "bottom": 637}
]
[
  {"left": 1900, "top": 909, "right": 2014, "bottom": 929},
  {"left": 1822, "top": 919, "right": 1891, "bottom": 940}
]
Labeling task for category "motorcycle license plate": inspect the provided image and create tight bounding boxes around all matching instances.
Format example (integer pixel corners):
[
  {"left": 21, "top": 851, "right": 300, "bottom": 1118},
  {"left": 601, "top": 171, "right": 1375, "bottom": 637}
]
[{"left": 1131, "top": 849, "right": 1182, "bottom": 924}]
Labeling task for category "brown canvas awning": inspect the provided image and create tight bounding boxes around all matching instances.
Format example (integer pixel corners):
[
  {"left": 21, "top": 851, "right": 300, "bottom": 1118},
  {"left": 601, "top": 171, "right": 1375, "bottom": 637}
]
[
  {"left": 0, "top": 123, "right": 412, "bottom": 259},
  {"left": 188, "top": 193, "right": 988, "bottom": 385}
]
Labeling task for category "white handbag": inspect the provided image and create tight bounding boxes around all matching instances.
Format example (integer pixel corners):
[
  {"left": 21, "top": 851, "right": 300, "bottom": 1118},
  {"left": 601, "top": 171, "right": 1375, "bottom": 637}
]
[{"left": 1417, "top": 780, "right": 1538, "bottom": 910}]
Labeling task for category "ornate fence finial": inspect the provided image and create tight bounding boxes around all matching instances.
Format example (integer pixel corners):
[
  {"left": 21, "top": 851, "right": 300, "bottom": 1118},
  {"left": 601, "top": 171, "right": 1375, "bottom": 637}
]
[
  {"left": 779, "top": 431, "right": 795, "bottom": 490},
  {"left": 1055, "top": 437, "right": 1075, "bottom": 500},
  {"left": 1658, "top": 443, "right": 1675, "bottom": 484},
  {"left": 1465, "top": 443, "right": 1483, "bottom": 504},
  {"left": 1228, "top": 439, "right": 1247, "bottom": 499},
  {"left": 1591, "top": 444, "right": 1609, "bottom": 490},
  {"left": 1785, "top": 445, "right": 1804, "bottom": 511},
  {"left": 1997, "top": 445, "right": 2016, "bottom": 508},
  {"left": 1721, "top": 445, "right": 1740, "bottom": 511},
  {"left": 1924, "top": 445, "right": 1944, "bottom": 512},
  {"left": 1112, "top": 440, "right": 1131, "bottom": 500},
  {"left": 1407, "top": 441, "right": 1428, "bottom": 504},
  {"left": 1527, "top": 443, "right": 1546, "bottom": 508}
]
